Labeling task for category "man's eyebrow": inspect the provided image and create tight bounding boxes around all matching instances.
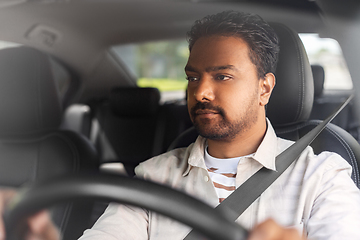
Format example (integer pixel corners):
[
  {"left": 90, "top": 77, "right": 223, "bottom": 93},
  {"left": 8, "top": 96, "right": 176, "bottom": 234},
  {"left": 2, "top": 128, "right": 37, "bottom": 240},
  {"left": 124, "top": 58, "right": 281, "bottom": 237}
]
[
  {"left": 205, "top": 65, "right": 238, "bottom": 72},
  {"left": 184, "top": 65, "right": 238, "bottom": 72},
  {"left": 184, "top": 65, "right": 196, "bottom": 72}
]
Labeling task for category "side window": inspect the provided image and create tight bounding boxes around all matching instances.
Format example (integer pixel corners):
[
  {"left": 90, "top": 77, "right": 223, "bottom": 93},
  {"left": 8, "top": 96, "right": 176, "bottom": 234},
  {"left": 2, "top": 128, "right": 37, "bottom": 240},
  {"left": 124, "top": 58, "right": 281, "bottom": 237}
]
[
  {"left": 112, "top": 35, "right": 353, "bottom": 94},
  {"left": 299, "top": 34, "right": 353, "bottom": 90},
  {"left": 0, "top": 41, "right": 20, "bottom": 50},
  {"left": 112, "top": 40, "right": 189, "bottom": 103}
]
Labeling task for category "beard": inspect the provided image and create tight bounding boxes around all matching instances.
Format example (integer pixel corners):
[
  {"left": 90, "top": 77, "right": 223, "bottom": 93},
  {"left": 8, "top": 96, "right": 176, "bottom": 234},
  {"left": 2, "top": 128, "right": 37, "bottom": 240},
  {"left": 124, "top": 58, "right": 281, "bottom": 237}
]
[{"left": 190, "top": 100, "right": 258, "bottom": 141}]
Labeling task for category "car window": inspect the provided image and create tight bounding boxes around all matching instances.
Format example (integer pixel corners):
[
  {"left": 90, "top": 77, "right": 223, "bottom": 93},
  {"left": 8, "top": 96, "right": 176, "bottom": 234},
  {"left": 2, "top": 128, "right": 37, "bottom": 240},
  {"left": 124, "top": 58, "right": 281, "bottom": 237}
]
[
  {"left": 299, "top": 34, "right": 353, "bottom": 90},
  {"left": 112, "top": 34, "right": 353, "bottom": 103},
  {"left": 112, "top": 40, "right": 189, "bottom": 103},
  {"left": 0, "top": 40, "right": 20, "bottom": 49}
]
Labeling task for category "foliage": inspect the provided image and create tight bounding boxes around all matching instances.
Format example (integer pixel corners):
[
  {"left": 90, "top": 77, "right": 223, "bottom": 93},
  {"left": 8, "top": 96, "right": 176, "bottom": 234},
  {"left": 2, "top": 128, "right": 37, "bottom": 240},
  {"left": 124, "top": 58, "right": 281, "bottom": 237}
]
[
  {"left": 138, "top": 78, "right": 188, "bottom": 92},
  {"left": 135, "top": 40, "right": 189, "bottom": 80}
]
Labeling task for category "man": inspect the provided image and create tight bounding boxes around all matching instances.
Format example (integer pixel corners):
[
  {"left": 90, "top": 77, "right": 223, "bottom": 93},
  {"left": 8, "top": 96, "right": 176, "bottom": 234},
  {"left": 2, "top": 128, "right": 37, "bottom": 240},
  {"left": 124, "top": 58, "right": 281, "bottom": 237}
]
[
  {"left": 78, "top": 11, "right": 360, "bottom": 240},
  {"left": 1, "top": 11, "right": 360, "bottom": 240}
]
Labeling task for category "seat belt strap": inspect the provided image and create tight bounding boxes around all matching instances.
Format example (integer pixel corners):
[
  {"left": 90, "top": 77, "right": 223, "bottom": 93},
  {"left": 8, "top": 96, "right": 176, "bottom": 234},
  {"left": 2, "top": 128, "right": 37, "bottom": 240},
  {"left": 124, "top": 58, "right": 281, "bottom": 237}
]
[{"left": 184, "top": 94, "right": 353, "bottom": 240}]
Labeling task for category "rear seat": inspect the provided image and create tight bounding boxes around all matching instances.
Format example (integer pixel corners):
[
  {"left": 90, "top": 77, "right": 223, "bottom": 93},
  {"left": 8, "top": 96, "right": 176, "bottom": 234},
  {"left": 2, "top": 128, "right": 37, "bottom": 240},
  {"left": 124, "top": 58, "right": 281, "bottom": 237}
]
[
  {"left": 91, "top": 87, "right": 165, "bottom": 176},
  {"left": 82, "top": 87, "right": 190, "bottom": 224},
  {"left": 62, "top": 104, "right": 92, "bottom": 138},
  {"left": 309, "top": 64, "right": 359, "bottom": 140},
  {"left": 85, "top": 86, "right": 193, "bottom": 176}
]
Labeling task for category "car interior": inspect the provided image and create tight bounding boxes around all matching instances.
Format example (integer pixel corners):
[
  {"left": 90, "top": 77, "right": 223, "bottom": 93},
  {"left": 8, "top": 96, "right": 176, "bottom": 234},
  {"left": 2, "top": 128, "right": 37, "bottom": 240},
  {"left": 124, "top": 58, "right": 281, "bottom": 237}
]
[{"left": 0, "top": 0, "right": 359, "bottom": 239}]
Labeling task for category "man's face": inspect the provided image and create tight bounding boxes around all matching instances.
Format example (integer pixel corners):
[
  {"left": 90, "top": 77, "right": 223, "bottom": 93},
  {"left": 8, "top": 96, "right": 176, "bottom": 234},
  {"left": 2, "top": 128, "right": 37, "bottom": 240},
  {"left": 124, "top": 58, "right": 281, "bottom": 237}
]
[{"left": 185, "top": 36, "right": 267, "bottom": 141}]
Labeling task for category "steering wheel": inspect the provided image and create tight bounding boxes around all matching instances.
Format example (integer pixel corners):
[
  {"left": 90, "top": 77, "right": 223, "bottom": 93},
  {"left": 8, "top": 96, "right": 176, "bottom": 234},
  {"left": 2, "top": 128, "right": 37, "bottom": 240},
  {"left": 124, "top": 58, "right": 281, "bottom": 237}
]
[{"left": 4, "top": 173, "right": 248, "bottom": 240}]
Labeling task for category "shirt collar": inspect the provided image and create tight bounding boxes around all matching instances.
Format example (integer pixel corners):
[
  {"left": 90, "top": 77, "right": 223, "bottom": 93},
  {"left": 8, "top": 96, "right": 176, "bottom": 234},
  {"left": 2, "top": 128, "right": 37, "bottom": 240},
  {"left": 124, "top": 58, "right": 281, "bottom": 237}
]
[
  {"left": 182, "top": 136, "right": 207, "bottom": 176},
  {"left": 251, "top": 118, "right": 277, "bottom": 171},
  {"left": 182, "top": 118, "right": 278, "bottom": 176}
]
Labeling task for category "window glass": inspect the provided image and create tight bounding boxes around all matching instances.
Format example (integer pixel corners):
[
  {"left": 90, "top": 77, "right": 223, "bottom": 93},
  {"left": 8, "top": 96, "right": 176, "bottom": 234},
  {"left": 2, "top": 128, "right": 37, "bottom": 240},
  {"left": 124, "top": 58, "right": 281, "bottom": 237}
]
[
  {"left": 112, "top": 40, "right": 189, "bottom": 102},
  {"left": 0, "top": 40, "right": 20, "bottom": 49},
  {"left": 113, "top": 34, "right": 352, "bottom": 102},
  {"left": 299, "top": 34, "right": 353, "bottom": 90}
]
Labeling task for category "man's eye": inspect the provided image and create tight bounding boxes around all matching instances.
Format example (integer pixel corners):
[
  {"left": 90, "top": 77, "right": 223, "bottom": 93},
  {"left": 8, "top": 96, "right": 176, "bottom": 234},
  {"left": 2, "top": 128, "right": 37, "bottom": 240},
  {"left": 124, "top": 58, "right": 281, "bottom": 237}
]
[
  {"left": 216, "top": 75, "right": 231, "bottom": 81},
  {"left": 186, "top": 76, "right": 198, "bottom": 82}
]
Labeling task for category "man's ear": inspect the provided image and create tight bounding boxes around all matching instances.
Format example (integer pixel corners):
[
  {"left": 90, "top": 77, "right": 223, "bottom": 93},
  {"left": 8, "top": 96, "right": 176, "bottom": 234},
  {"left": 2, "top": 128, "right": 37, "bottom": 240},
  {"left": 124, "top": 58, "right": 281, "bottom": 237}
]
[{"left": 259, "top": 73, "right": 275, "bottom": 106}]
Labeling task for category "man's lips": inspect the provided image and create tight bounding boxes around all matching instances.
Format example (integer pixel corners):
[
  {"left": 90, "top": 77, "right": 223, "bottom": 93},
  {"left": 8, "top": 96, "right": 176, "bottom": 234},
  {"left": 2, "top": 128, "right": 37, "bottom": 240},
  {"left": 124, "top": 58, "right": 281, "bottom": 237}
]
[
  {"left": 190, "top": 102, "right": 224, "bottom": 120},
  {"left": 195, "top": 109, "right": 219, "bottom": 115}
]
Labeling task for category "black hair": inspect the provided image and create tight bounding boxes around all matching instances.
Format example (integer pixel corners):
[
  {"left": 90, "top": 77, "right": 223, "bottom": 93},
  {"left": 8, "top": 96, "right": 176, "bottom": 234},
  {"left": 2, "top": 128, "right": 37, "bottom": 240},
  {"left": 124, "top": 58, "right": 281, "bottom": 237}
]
[{"left": 187, "top": 11, "right": 279, "bottom": 78}]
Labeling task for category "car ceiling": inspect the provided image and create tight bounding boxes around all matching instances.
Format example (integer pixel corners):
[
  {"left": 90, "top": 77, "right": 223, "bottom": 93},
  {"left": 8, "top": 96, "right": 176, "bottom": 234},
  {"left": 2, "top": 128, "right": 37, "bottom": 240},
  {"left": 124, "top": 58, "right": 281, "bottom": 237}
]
[{"left": 0, "top": 0, "right": 352, "bottom": 102}]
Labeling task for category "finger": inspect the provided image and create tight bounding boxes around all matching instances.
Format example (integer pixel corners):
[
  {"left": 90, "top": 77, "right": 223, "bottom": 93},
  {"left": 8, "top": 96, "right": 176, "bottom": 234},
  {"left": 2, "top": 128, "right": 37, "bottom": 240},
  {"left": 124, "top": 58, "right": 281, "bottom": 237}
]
[
  {"left": 27, "top": 211, "right": 60, "bottom": 240},
  {"left": 0, "top": 188, "right": 17, "bottom": 240},
  {"left": 27, "top": 211, "right": 49, "bottom": 234},
  {"left": 0, "top": 216, "right": 5, "bottom": 240},
  {"left": 248, "top": 219, "right": 305, "bottom": 240},
  {"left": 248, "top": 219, "right": 279, "bottom": 240}
]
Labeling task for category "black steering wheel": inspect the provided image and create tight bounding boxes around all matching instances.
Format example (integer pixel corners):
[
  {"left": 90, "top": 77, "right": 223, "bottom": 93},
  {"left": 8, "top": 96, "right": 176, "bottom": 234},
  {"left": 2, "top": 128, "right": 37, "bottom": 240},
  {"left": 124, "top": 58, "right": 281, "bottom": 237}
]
[{"left": 4, "top": 173, "right": 248, "bottom": 240}]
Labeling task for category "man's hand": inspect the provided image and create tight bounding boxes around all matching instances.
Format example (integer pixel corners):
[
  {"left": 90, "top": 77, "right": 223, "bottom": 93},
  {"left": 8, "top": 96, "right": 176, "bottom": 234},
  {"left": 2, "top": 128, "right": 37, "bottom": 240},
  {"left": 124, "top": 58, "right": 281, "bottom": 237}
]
[
  {"left": 248, "top": 219, "right": 306, "bottom": 240},
  {"left": 25, "top": 211, "right": 60, "bottom": 240},
  {"left": 0, "top": 188, "right": 16, "bottom": 240},
  {"left": 0, "top": 188, "right": 60, "bottom": 240}
]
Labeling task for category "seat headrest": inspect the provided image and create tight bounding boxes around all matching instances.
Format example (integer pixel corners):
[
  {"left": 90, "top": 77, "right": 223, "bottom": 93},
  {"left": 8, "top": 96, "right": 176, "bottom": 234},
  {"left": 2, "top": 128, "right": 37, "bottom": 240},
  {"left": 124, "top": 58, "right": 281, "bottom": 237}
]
[
  {"left": 109, "top": 87, "right": 160, "bottom": 117},
  {"left": 311, "top": 64, "right": 325, "bottom": 98},
  {"left": 0, "top": 46, "right": 63, "bottom": 136},
  {"left": 266, "top": 23, "right": 314, "bottom": 127}
]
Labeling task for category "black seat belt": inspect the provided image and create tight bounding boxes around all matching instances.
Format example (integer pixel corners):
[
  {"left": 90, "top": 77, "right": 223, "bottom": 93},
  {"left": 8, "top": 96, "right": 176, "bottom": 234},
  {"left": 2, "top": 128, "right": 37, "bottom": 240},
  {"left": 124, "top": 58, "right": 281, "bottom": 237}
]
[{"left": 184, "top": 94, "right": 354, "bottom": 240}]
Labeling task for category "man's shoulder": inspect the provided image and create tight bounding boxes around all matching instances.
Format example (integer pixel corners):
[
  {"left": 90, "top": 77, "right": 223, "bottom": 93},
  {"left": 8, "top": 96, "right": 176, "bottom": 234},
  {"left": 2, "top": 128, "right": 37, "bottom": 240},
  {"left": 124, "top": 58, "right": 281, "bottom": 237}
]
[
  {"left": 277, "top": 136, "right": 352, "bottom": 174},
  {"left": 134, "top": 144, "right": 193, "bottom": 182},
  {"left": 141, "top": 147, "right": 188, "bottom": 168},
  {"left": 307, "top": 149, "right": 352, "bottom": 173}
]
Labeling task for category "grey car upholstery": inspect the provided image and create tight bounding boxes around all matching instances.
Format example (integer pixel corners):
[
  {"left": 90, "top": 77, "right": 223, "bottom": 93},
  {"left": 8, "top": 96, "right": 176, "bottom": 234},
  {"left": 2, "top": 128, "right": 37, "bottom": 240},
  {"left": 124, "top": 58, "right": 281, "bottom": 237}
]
[
  {"left": 93, "top": 87, "right": 163, "bottom": 176},
  {"left": 0, "top": 46, "right": 99, "bottom": 239},
  {"left": 92, "top": 86, "right": 194, "bottom": 176},
  {"left": 169, "top": 23, "right": 360, "bottom": 188},
  {"left": 312, "top": 64, "right": 325, "bottom": 99},
  {"left": 309, "top": 64, "right": 357, "bottom": 137}
]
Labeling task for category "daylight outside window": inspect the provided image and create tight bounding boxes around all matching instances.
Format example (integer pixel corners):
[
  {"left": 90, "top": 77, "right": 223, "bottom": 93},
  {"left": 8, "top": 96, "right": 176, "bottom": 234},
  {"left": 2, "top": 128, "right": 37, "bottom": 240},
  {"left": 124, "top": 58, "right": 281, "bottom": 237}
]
[
  {"left": 112, "top": 34, "right": 352, "bottom": 104},
  {"left": 0, "top": 40, "right": 20, "bottom": 50},
  {"left": 300, "top": 34, "right": 353, "bottom": 90},
  {"left": 112, "top": 40, "right": 189, "bottom": 103}
]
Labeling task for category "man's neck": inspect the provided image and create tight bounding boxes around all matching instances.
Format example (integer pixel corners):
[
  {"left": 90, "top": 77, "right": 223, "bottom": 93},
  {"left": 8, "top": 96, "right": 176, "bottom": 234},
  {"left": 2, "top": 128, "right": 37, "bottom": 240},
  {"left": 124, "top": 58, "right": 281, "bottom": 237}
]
[{"left": 206, "top": 118, "right": 267, "bottom": 159}]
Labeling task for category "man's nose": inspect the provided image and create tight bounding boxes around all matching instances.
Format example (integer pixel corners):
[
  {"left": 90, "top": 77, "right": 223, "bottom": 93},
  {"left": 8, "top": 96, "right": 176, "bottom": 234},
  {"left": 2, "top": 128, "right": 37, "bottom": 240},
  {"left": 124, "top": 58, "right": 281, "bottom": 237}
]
[{"left": 193, "top": 76, "right": 215, "bottom": 102}]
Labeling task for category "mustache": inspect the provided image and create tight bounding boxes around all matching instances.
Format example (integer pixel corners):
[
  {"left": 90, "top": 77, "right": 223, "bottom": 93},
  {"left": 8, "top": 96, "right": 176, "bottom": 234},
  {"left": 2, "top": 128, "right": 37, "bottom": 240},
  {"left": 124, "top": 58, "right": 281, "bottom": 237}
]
[{"left": 190, "top": 102, "right": 225, "bottom": 117}]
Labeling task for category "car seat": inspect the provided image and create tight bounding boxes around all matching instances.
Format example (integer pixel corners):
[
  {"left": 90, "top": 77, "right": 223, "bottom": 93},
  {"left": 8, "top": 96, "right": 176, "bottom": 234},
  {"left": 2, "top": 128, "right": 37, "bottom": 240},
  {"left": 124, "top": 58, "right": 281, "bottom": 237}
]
[
  {"left": 0, "top": 46, "right": 99, "bottom": 239},
  {"left": 62, "top": 103, "right": 92, "bottom": 138},
  {"left": 92, "top": 87, "right": 164, "bottom": 176},
  {"left": 309, "top": 64, "right": 360, "bottom": 141},
  {"left": 169, "top": 23, "right": 360, "bottom": 188}
]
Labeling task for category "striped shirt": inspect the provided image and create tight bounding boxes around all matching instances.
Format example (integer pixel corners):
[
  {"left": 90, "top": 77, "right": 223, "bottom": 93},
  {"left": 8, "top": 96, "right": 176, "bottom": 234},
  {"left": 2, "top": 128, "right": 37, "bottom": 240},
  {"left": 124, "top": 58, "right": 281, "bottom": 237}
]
[{"left": 204, "top": 147, "right": 251, "bottom": 202}]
